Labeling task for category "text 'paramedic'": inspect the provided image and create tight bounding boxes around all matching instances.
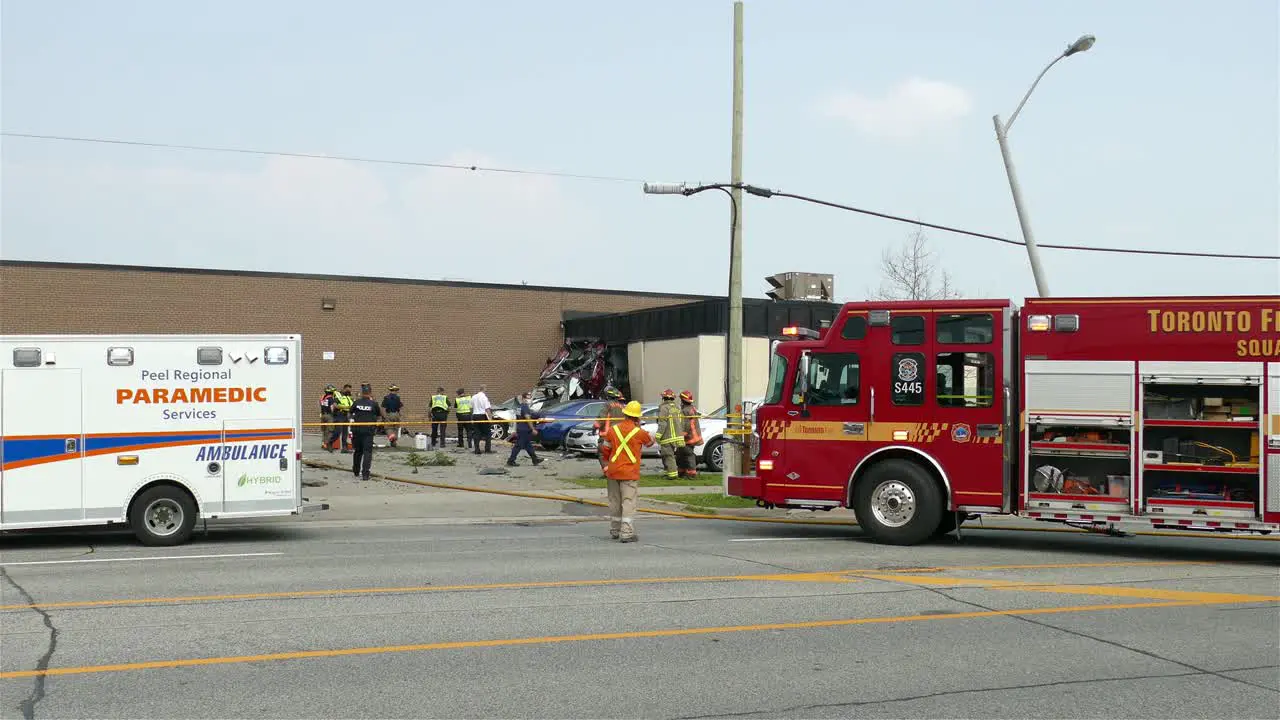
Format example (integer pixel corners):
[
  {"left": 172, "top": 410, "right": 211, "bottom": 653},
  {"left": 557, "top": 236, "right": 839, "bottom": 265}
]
[{"left": 116, "top": 387, "right": 268, "bottom": 404}]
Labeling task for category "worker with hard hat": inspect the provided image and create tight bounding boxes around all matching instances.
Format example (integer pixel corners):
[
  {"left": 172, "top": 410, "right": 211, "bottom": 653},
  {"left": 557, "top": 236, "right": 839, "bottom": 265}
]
[
  {"left": 381, "top": 384, "right": 403, "bottom": 447},
  {"left": 676, "top": 390, "right": 702, "bottom": 478},
  {"left": 593, "top": 387, "right": 627, "bottom": 469},
  {"left": 598, "top": 400, "right": 654, "bottom": 542},
  {"left": 654, "top": 388, "right": 685, "bottom": 480}
]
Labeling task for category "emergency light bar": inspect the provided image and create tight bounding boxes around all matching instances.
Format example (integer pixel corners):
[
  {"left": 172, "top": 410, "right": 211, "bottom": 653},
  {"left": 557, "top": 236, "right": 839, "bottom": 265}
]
[
  {"left": 1027, "top": 314, "right": 1081, "bottom": 332},
  {"left": 781, "top": 326, "right": 820, "bottom": 339}
]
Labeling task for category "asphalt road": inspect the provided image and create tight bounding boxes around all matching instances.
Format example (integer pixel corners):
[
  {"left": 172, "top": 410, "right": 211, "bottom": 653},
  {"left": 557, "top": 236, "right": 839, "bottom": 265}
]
[{"left": 1, "top": 516, "right": 1277, "bottom": 719}]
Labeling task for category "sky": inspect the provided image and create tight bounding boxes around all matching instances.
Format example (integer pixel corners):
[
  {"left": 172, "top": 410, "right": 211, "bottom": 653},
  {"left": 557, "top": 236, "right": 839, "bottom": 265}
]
[{"left": 2, "top": 0, "right": 1277, "bottom": 301}]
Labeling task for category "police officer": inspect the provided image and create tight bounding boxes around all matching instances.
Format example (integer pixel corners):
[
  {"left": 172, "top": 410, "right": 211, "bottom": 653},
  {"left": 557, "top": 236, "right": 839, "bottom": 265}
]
[
  {"left": 430, "top": 386, "right": 450, "bottom": 448},
  {"left": 381, "top": 384, "right": 403, "bottom": 447},
  {"left": 454, "top": 388, "right": 472, "bottom": 448},
  {"left": 350, "top": 383, "right": 385, "bottom": 481},
  {"left": 328, "top": 384, "right": 355, "bottom": 453}
]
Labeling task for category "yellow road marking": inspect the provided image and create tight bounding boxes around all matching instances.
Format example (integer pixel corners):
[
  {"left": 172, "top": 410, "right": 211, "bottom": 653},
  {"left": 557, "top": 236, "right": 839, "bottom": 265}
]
[
  {"left": 857, "top": 572, "right": 1280, "bottom": 604},
  {"left": 0, "top": 561, "right": 1209, "bottom": 613},
  {"left": 0, "top": 600, "right": 1229, "bottom": 680}
]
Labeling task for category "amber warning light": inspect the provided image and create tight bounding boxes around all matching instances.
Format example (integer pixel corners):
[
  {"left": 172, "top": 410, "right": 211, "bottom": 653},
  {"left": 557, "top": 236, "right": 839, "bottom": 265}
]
[{"left": 781, "top": 326, "right": 820, "bottom": 339}]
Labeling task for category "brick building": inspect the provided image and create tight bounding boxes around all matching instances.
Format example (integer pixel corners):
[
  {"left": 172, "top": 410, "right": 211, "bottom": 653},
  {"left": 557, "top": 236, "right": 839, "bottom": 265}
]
[{"left": 0, "top": 260, "right": 705, "bottom": 420}]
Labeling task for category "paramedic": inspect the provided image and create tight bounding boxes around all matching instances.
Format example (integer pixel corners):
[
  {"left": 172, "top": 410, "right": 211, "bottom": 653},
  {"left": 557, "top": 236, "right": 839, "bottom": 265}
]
[
  {"left": 350, "top": 384, "right": 385, "bottom": 481},
  {"left": 381, "top": 384, "right": 403, "bottom": 447},
  {"left": 430, "top": 387, "right": 450, "bottom": 448},
  {"left": 328, "top": 384, "right": 355, "bottom": 453}
]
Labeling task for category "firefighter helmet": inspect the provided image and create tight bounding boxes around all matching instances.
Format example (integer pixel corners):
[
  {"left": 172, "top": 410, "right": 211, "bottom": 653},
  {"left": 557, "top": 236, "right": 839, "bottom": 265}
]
[
  {"left": 605, "top": 387, "right": 624, "bottom": 400},
  {"left": 661, "top": 388, "right": 676, "bottom": 400},
  {"left": 679, "top": 391, "right": 695, "bottom": 404},
  {"left": 622, "top": 401, "right": 644, "bottom": 418},
  {"left": 324, "top": 384, "right": 336, "bottom": 393}
]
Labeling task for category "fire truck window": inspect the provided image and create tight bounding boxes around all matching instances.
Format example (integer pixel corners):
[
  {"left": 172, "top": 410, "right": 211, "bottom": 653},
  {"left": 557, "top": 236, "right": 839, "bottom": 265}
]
[
  {"left": 936, "top": 313, "right": 994, "bottom": 344},
  {"left": 840, "top": 315, "right": 867, "bottom": 340},
  {"left": 891, "top": 316, "right": 925, "bottom": 345},
  {"left": 765, "top": 354, "right": 789, "bottom": 405},
  {"left": 936, "top": 352, "right": 994, "bottom": 408},
  {"left": 891, "top": 353, "right": 926, "bottom": 406},
  {"left": 796, "top": 352, "right": 859, "bottom": 406}
]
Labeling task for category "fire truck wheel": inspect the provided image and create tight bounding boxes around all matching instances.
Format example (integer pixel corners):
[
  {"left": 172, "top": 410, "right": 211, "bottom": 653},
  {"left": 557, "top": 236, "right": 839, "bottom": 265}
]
[
  {"left": 129, "top": 485, "right": 197, "bottom": 546},
  {"left": 853, "top": 459, "right": 943, "bottom": 546}
]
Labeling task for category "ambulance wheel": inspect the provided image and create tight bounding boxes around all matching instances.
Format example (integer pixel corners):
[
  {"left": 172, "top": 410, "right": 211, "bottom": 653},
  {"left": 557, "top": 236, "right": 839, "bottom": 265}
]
[
  {"left": 853, "top": 459, "right": 943, "bottom": 546},
  {"left": 130, "top": 485, "right": 197, "bottom": 546}
]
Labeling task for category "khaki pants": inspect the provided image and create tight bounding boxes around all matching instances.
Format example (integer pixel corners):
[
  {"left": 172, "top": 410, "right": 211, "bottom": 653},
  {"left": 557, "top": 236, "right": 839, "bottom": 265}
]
[
  {"left": 384, "top": 412, "right": 401, "bottom": 444},
  {"left": 606, "top": 479, "right": 638, "bottom": 539},
  {"left": 659, "top": 443, "right": 680, "bottom": 479},
  {"left": 320, "top": 413, "right": 333, "bottom": 446}
]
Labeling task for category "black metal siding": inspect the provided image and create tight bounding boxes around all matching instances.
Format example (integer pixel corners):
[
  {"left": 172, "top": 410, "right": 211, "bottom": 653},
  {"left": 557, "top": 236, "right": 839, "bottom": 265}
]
[{"left": 562, "top": 299, "right": 840, "bottom": 344}]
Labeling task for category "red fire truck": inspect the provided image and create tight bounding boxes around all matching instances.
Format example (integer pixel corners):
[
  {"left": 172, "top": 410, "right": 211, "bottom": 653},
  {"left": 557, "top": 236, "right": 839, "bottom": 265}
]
[{"left": 728, "top": 296, "right": 1280, "bottom": 545}]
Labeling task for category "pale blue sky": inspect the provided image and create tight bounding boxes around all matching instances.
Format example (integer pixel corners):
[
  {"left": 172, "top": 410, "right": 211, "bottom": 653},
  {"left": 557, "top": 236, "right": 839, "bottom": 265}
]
[{"left": 2, "top": 0, "right": 1277, "bottom": 300}]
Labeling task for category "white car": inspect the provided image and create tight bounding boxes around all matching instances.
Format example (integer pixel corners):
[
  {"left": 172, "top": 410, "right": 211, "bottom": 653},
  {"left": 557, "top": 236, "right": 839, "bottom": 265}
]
[{"left": 564, "top": 397, "right": 762, "bottom": 472}]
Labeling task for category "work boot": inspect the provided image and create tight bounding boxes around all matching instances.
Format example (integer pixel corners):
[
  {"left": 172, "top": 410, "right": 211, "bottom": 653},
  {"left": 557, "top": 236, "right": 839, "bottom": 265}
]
[
  {"left": 506, "top": 461, "right": 517, "bottom": 467},
  {"left": 609, "top": 523, "right": 620, "bottom": 540},
  {"left": 532, "top": 458, "right": 544, "bottom": 466}
]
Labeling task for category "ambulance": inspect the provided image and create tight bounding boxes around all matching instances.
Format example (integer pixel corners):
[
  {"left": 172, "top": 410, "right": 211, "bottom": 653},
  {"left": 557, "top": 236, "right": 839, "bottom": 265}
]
[
  {"left": 0, "top": 334, "right": 327, "bottom": 545},
  {"left": 729, "top": 296, "right": 1280, "bottom": 545}
]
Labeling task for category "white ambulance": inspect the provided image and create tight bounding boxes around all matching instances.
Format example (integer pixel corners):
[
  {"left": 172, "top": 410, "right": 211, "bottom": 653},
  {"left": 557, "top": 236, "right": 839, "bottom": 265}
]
[{"left": 0, "top": 334, "right": 326, "bottom": 545}]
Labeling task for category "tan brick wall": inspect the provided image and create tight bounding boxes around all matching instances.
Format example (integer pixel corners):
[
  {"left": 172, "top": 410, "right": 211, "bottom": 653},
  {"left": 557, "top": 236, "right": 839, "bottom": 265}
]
[{"left": 0, "top": 263, "right": 699, "bottom": 426}]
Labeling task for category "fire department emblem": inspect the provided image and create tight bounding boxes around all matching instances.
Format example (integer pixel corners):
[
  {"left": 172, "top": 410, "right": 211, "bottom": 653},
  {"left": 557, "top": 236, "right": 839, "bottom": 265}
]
[
  {"left": 896, "top": 357, "right": 920, "bottom": 382},
  {"left": 951, "top": 423, "right": 972, "bottom": 443}
]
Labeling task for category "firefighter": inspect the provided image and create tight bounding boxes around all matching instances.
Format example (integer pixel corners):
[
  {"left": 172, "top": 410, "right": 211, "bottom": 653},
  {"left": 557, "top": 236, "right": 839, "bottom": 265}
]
[
  {"left": 328, "top": 384, "right": 354, "bottom": 453},
  {"left": 319, "top": 384, "right": 336, "bottom": 451},
  {"left": 598, "top": 400, "right": 654, "bottom": 542},
  {"left": 676, "top": 390, "right": 702, "bottom": 478},
  {"left": 430, "top": 387, "right": 450, "bottom": 448},
  {"left": 381, "top": 384, "right": 403, "bottom": 447},
  {"left": 454, "top": 388, "right": 472, "bottom": 448},
  {"left": 350, "top": 384, "right": 385, "bottom": 481},
  {"left": 592, "top": 387, "right": 626, "bottom": 468},
  {"left": 654, "top": 388, "right": 684, "bottom": 480}
]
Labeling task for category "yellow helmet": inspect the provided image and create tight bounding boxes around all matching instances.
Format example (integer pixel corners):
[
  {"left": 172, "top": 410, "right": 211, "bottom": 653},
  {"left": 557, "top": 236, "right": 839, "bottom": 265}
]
[{"left": 622, "top": 400, "right": 643, "bottom": 418}]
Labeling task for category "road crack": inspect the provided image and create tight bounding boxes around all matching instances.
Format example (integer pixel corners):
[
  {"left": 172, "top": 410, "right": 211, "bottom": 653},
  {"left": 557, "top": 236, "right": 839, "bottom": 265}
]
[{"left": 0, "top": 568, "right": 58, "bottom": 720}]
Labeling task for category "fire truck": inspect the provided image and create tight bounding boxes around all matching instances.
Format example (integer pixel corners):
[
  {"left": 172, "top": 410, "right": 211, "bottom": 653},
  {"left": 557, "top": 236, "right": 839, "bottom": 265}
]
[{"left": 728, "top": 296, "right": 1280, "bottom": 545}]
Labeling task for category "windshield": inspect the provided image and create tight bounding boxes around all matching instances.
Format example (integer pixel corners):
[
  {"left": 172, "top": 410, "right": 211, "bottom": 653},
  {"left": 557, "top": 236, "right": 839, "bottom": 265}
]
[{"left": 764, "top": 352, "right": 789, "bottom": 405}]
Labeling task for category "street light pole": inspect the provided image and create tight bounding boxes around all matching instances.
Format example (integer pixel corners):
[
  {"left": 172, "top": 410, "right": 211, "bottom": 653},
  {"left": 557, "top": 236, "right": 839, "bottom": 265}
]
[
  {"left": 726, "top": 0, "right": 745, "bottom": 481},
  {"left": 993, "top": 33, "right": 1095, "bottom": 298}
]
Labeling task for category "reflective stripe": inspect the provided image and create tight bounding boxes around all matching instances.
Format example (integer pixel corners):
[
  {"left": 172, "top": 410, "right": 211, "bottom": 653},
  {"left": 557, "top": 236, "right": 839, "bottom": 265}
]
[
  {"left": 456, "top": 399, "right": 472, "bottom": 413},
  {"left": 431, "top": 395, "right": 448, "bottom": 410},
  {"left": 610, "top": 425, "right": 640, "bottom": 463}
]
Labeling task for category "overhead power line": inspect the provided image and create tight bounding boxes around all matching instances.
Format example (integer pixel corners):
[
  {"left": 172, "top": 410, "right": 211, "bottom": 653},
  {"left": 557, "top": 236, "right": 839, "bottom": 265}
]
[{"left": 6, "top": 131, "right": 1277, "bottom": 261}]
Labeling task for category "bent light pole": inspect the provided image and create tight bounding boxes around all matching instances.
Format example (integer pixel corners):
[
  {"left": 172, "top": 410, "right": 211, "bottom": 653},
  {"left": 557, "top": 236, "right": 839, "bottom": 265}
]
[{"left": 993, "top": 33, "right": 1095, "bottom": 298}]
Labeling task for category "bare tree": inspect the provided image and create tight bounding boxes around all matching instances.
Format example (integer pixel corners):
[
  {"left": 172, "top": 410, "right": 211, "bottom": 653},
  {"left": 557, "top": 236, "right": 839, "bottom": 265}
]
[{"left": 872, "top": 228, "right": 962, "bottom": 301}]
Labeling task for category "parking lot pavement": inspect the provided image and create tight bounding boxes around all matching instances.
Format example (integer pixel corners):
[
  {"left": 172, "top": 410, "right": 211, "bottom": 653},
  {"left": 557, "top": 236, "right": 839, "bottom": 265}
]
[{"left": 1, "top": 516, "right": 1276, "bottom": 719}]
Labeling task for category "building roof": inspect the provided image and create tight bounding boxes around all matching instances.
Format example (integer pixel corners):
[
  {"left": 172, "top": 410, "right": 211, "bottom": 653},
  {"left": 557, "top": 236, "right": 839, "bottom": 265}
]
[{"left": 0, "top": 259, "right": 713, "bottom": 301}]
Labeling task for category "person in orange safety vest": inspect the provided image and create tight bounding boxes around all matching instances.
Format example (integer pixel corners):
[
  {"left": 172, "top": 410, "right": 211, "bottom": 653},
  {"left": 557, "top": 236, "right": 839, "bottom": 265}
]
[
  {"left": 599, "top": 400, "right": 653, "bottom": 542},
  {"left": 676, "top": 390, "right": 702, "bottom": 478}
]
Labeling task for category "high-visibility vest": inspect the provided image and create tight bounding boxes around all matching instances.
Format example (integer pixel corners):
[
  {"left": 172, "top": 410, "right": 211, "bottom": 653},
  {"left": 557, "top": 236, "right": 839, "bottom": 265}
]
[
  {"left": 455, "top": 397, "right": 472, "bottom": 414},
  {"left": 605, "top": 422, "right": 647, "bottom": 481},
  {"left": 431, "top": 394, "right": 448, "bottom": 411},
  {"left": 335, "top": 393, "right": 354, "bottom": 413}
]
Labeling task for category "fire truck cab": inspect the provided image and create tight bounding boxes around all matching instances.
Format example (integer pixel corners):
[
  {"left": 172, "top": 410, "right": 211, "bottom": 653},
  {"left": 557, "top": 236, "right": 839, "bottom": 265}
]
[{"left": 729, "top": 296, "right": 1280, "bottom": 545}]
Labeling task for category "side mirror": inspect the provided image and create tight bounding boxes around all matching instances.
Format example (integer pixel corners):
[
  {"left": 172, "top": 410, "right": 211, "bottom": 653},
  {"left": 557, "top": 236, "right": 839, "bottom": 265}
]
[{"left": 796, "top": 352, "right": 812, "bottom": 415}]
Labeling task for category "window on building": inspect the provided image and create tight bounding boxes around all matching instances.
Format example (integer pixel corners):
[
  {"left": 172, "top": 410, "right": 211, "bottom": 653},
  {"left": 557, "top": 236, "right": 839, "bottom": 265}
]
[
  {"left": 936, "top": 313, "right": 994, "bottom": 344},
  {"left": 840, "top": 315, "right": 867, "bottom": 340},
  {"left": 936, "top": 352, "right": 995, "bottom": 408},
  {"left": 795, "top": 352, "right": 860, "bottom": 406},
  {"left": 196, "top": 347, "right": 223, "bottom": 366},
  {"left": 891, "top": 315, "right": 926, "bottom": 345},
  {"left": 891, "top": 352, "right": 926, "bottom": 406},
  {"left": 12, "top": 347, "right": 41, "bottom": 367}
]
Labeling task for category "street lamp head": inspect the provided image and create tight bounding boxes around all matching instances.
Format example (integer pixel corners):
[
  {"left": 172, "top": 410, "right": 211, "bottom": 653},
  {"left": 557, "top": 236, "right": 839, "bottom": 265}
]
[
  {"left": 1064, "top": 34, "right": 1096, "bottom": 57},
  {"left": 643, "top": 182, "right": 688, "bottom": 195}
]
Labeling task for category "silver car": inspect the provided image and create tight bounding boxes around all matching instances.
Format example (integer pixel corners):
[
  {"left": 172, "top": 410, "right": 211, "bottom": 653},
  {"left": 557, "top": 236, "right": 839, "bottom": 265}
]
[{"left": 564, "top": 404, "right": 661, "bottom": 457}]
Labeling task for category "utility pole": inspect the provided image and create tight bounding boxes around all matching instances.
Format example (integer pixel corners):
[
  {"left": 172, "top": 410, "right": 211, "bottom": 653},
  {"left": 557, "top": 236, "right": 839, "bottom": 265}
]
[{"left": 725, "top": 0, "right": 745, "bottom": 483}]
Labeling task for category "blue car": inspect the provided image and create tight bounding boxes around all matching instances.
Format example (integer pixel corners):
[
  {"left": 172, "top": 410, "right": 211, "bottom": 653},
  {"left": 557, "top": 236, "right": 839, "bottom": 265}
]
[{"left": 530, "top": 399, "right": 612, "bottom": 449}]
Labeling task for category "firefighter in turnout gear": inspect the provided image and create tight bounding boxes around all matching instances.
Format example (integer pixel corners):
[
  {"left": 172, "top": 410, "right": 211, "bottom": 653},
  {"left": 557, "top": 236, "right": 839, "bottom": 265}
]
[
  {"left": 594, "top": 388, "right": 627, "bottom": 470},
  {"left": 381, "top": 385, "right": 403, "bottom": 446},
  {"left": 676, "top": 390, "right": 702, "bottom": 478},
  {"left": 430, "top": 387, "right": 450, "bottom": 448},
  {"left": 319, "top": 385, "right": 336, "bottom": 450},
  {"left": 654, "top": 388, "right": 684, "bottom": 480},
  {"left": 599, "top": 400, "right": 653, "bottom": 542}
]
